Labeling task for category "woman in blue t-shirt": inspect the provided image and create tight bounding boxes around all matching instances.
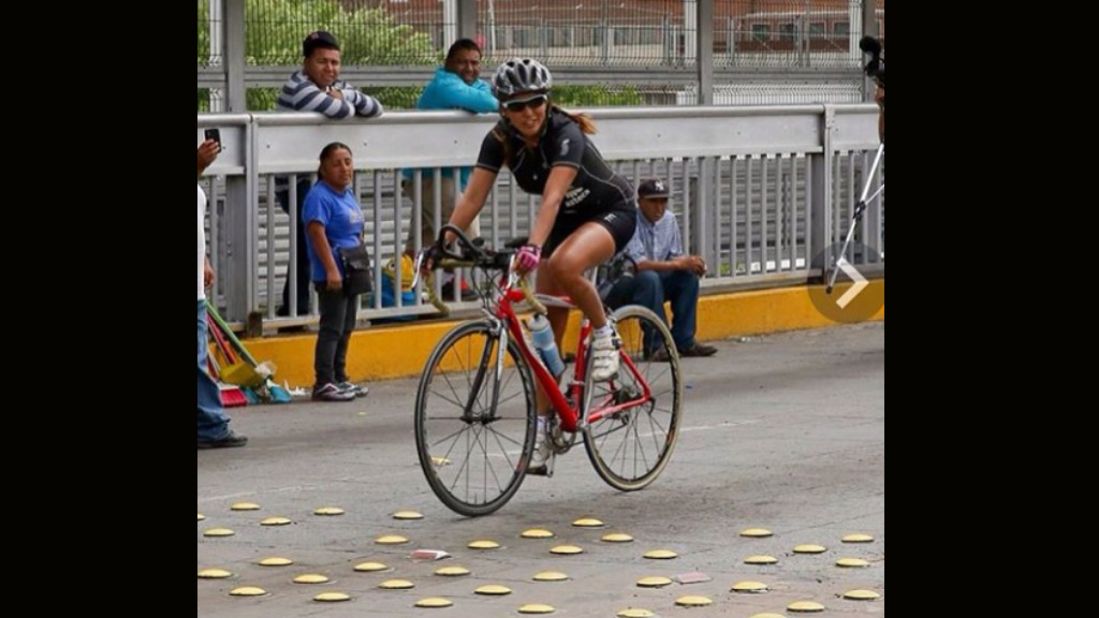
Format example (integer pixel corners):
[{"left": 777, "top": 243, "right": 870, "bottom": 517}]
[{"left": 302, "top": 142, "right": 369, "bottom": 402}]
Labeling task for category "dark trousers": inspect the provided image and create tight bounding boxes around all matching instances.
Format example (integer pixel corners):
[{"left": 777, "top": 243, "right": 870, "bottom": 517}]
[
  {"left": 313, "top": 285, "right": 359, "bottom": 386},
  {"left": 603, "top": 269, "right": 701, "bottom": 352},
  {"left": 276, "top": 177, "right": 314, "bottom": 315}
]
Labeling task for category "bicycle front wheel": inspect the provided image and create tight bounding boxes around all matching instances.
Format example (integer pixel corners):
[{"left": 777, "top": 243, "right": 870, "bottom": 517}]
[
  {"left": 414, "top": 320, "right": 537, "bottom": 516},
  {"left": 582, "top": 304, "right": 683, "bottom": 491}
]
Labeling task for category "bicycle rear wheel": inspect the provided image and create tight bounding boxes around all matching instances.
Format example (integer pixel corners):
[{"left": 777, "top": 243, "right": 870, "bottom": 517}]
[
  {"left": 582, "top": 305, "right": 683, "bottom": 491},
  {"left": 414, "top": 320, "right": 536, "bottom": 516}
]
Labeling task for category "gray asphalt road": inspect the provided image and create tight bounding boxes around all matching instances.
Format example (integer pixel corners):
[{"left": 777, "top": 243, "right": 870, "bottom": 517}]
[{"left": 198, "top": 321, "right": 884, "bottom": 617}]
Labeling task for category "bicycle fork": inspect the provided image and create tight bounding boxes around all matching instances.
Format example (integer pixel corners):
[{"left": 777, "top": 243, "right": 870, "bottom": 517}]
[{"left": 461, "top": 318, "right": 509, "bottom": 424}]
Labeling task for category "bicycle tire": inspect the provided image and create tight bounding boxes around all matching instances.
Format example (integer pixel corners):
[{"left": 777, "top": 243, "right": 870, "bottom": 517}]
[
  {"left": 581, "top": 305, "right": 683, "bottom": 491},
  {"left": 414, "top": 320, "right": 537, "bottom": 516}
]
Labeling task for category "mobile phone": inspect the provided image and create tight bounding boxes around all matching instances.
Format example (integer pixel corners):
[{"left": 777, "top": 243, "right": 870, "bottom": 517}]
[{"left": 204, "top": 128, "right": 222, "bottom": 150}]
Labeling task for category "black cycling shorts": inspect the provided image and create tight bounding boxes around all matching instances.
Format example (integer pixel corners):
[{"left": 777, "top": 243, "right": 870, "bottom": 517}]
[{"left": 543, "top": 201, "right": 637, "bottom": 259}]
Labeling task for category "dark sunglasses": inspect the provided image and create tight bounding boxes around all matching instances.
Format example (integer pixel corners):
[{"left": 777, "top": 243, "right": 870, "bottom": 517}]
[{"left": 502, "top": 94, "right": 548, "bottom": 112}]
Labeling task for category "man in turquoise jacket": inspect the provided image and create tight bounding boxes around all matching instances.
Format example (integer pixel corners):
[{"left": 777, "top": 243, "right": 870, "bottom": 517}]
[{"left": 403, "top": 39, "right": 498, "bottom": 259}]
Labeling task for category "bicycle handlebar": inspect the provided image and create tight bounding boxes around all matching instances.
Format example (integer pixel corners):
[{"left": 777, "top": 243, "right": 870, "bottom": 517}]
[{"left": 409, "top": 224, "right": 547, "bottom": 316}]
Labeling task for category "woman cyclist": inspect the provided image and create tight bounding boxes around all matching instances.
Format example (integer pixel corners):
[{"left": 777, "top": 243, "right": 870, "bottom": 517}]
[{"left": 430, "top": 58, "right": 637, "bottom": 472}]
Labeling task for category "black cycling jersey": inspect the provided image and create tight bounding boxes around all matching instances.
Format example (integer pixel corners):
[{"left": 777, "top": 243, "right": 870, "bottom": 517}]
[{"left": 475, "top": 109, "right": 636, "bottom": 213}]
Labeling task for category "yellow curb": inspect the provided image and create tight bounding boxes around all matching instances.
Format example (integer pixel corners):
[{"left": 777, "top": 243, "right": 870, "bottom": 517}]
[{"left": 240, "top": 282, "right": 885, "bottom": 386}]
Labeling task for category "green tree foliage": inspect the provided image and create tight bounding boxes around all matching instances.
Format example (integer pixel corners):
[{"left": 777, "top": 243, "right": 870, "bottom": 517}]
[
  {"left": 552, "top": 85, "right": 643, "bottom": 107},
  {"left": 238, "top": 0, "right": 437, "bottom": 66}
]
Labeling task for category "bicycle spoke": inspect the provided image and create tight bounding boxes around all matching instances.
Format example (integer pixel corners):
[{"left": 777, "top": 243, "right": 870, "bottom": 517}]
[
  {"left": 485, "top": 426, "right": 519, "bottom": 484},
  {"left": 459, "top": 336, "right": 478, "bottom": 393},
  {"left": 429, "top": 425, "right": 471, "bottom": 450},
  {"left": 473, "top": 424, "right": 499, "bottom": 497},
  {"left": 605, "top": 422, "right": 630, "bottom": 469},
  {"left": 588, "top": 419, "right": 631, "bottom": 441},
  {"left": 645, "top": 411, "right": 665, "bottom": 454},
  {"left": 629, "top": 415, "right": 651, "bottom": 477},
  {"left": 646, "top": 419, "right": 669, "bottom": 453},
  {"left": 426, "top": 390, "right": 465, "bottom": 409},
  {"left": 437, "top": 369, "right": 467, "bottom": 412},
  {"left": 499, "top": 364, "right": 518, "bottom": 392},
  {"left": 485, "top": 422, "right": 527, "bottom": 449},
  {"left": 448, "top": 424, "right": 479, "bottom": 493},
  {"left": 496, "top": 390, "right": 525, "bottom": 407}
]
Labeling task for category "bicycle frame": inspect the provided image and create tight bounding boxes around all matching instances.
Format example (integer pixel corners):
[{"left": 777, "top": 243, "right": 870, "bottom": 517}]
[
  {"left": 410, "top": 228, "right": 656, "bottom": 436},
  {"left": 491, "top": 271, "right": 654, "bottom": 434}
]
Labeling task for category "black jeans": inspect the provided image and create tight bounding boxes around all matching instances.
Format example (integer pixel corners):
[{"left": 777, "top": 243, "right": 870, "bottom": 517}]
[
  {"left": 313, "top": 284, "right": 359, "bottom": 386},
  {"left": 276, "top": 177, "right": 314, "bottom": 315}
]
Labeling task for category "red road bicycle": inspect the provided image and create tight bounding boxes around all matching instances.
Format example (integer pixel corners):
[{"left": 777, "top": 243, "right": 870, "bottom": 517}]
[{"left": 412, "top": 225, "right": 683, "bottom": 516}]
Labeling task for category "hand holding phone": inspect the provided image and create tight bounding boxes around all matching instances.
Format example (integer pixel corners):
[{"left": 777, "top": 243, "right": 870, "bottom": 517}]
[
  {"left": 204, "top": 128, "right": 222, "bottom": 152},
  {"left": 198, "top": 134, "right": 221, "bottom": 175}
]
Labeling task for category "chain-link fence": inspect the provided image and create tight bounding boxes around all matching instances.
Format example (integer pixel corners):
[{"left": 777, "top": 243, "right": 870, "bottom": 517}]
[
  {"left": 197, "top": 0, "right": 443, "bottom": 66},
  {"left": 198, "top": 0, "right": 883, "bottom": 110},
  {"left": 714, "top": 0, "right": 882, "bottom": 69},
  {"left": 478, "top": 0, "right": 691, "bottom": 66}
]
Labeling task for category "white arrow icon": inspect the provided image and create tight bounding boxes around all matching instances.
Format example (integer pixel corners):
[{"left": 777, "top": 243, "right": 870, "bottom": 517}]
[{"left": 834, "top": 258, "right": 868, "bottom": 309}]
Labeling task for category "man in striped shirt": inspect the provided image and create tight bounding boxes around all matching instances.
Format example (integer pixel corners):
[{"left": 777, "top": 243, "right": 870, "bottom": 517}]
[
  {"left": 277, "top": 30, "right": 383, "bottom": 119},
  {"left": 274, "top": 30, "right": 383, "bottom": 317}
]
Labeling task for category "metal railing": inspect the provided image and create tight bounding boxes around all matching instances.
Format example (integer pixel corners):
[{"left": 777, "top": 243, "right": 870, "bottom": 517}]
[{"left": 198, "top": 104, "right": 882, "bottom": 324}]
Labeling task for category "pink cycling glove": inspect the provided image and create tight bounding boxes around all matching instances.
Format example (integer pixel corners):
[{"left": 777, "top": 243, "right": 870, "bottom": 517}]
[{"left": 515, "top": 244, "right": 542, "bottom": 272}]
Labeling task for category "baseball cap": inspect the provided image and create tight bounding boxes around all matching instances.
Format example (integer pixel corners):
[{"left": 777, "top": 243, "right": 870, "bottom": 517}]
[{"left": 637, "top": 178, "right": 669, "bottom": 200}]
